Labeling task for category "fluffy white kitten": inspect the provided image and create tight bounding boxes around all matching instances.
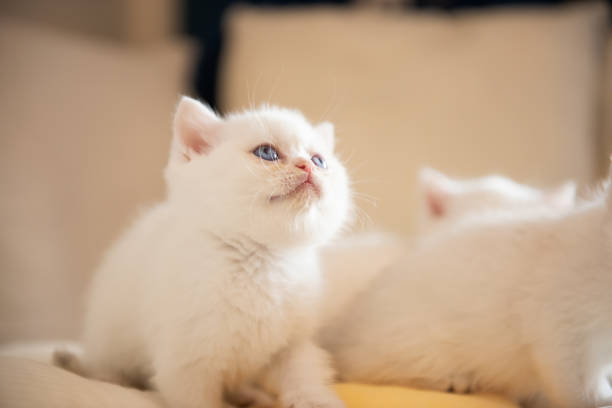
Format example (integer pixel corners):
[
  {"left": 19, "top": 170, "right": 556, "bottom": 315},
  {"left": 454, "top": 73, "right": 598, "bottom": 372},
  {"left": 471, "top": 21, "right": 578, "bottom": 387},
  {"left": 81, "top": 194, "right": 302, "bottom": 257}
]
[
  {"left": 319, "top": 169, "right": 576, "bottom": 328},
  {"left": 322, "top": 168, "right": 612, "bottom": 407},
  {"left": 77, "top": 97, "right": 351, "bottom": 408},
  {"left": 418, "top": 167, "right": 576, "bottom": 231},
  {"left": 318, "top": 232, "right": 405, "bottom": 326}
]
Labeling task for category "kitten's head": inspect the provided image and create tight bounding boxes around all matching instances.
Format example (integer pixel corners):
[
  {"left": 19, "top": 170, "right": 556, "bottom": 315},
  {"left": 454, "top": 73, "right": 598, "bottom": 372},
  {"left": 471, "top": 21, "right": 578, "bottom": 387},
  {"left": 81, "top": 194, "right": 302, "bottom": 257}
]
[
  {"left": 418, "top": 167, "right": 576, "bottom": 226},
  {"left": 165, "top": 97, "right": 352, "bottom": 247}
]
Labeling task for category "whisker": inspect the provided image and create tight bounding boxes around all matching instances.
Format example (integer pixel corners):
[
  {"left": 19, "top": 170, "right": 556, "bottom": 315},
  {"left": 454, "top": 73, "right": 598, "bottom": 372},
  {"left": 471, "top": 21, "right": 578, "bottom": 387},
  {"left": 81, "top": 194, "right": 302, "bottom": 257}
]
[
  {"left": 352, "top": 205, "right": 375, "bottom": 230},
  {"left": 318, "top": 75, "right": 339, "bottom": 123},
  {"left": 350, "top": 178, "right": 382, "bottom": 185},
  {"left": 352, "top": 191, "right": 379, "bottom": 206},
  {"left": 266, "top": 66, "right": 284, "bottom": 106},
  {"left": 250, "top": 71, "right": 264, "bottom": 109}
]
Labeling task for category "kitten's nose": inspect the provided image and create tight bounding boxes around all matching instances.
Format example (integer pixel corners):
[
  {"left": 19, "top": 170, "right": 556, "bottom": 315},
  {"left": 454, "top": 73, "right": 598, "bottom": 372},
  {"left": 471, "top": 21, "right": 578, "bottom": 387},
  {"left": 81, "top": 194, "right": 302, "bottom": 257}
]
[{"left": 295, "top": 159, "right": 312, "bottom": 174}]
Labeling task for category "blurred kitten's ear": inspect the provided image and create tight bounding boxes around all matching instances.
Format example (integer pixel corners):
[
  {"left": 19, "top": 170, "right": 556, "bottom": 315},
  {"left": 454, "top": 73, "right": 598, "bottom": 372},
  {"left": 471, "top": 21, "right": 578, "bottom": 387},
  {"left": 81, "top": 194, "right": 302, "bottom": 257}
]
[
  {"left": 546, "top": 181, "right": 576, "bottom": 208},
  {"left": 419, "top": 167, "right": 457, "bottom": 218},
  {"left": 315, "top": 122, "right": 335, "bottom": 150},
  {"left": 170, "top": 96, "right": 221, "bottom": 164}
]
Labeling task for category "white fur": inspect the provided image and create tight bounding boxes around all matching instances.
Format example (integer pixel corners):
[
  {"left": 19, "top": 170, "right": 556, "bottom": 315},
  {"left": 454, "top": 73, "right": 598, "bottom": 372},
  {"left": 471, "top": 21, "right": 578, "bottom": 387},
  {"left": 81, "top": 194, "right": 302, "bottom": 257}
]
[
  {"left": 319, "top": 169, "right": 576, "bottom": 330},
  {"left": 322, "top": 170, "right": 612, "bottom": 407},
  {"left": 80, "top": 97, "right": 351, "bottom": 408},
  {"left": 318, "top": 232, "right": 405, "bottom": 327},
  {"left": 418, "top": 167, "right": 576, "bottom": 233}
]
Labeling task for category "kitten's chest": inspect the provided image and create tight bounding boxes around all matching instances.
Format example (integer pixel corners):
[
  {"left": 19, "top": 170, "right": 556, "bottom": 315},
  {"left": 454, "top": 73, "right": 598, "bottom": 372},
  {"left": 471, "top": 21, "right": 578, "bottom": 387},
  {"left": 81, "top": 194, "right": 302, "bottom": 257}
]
[
  {"left": 223, "top": 252, "right": 319, "bottom": 328},
  {"left": 218, "top": 250, "right": 320, "bottom": 381}
]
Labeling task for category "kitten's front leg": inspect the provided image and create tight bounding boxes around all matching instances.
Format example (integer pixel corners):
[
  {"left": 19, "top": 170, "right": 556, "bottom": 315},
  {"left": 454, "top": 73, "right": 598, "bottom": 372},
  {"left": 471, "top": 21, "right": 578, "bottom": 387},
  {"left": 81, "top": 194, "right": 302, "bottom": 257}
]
[
  {"left": 263, "top": 340, "right": 345, "bottom": 408},
  {"left": 154, "top": 355, "right": 224, "bottom": 408},
  {"left": 534, "top": 346, "right": 598, "bottom": 408},
  {"left": 446, "top": 373, "right": 473, "bottom": 394}
]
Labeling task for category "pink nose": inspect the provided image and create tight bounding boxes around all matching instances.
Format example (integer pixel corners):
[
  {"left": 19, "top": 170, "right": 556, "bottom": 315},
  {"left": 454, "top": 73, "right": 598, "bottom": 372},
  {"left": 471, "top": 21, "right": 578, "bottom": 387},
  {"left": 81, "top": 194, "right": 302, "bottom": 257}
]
[{"left": 295, "top": 160, "right": 312, "bottom": 173}]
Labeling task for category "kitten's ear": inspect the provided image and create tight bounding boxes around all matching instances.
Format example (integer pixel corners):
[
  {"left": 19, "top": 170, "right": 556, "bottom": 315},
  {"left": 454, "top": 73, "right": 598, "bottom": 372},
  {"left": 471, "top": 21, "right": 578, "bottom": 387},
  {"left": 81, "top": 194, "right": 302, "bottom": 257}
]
[
  {"left": 170, "top": 96, "right": 221, "bottom": 164},
  {"left": 546, "top": 181, "right": 576, "bottom": 208},
  {"left": 315, "top": 122, "right": 335, "bottom": 150},
  {"left": 418, "top": 167, "right": 457, "bottom": 218}
]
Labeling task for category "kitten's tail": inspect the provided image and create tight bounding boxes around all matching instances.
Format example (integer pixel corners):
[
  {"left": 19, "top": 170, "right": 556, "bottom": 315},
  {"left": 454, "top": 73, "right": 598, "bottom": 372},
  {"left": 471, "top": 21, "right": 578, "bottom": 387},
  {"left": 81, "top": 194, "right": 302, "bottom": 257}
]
[
  {"left": 0, "top": 340, "right": 85, "bottom": 376},
  {"left": 52, "top": 347, "right": 88, "bottom": 377}
]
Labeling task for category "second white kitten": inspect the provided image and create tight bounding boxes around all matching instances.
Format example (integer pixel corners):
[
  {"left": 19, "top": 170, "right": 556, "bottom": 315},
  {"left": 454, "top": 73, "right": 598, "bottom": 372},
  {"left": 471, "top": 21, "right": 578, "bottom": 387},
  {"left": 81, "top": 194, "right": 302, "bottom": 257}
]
[
  {"left": 319, "top": 169, "right": 576, "bottom": 328},
  {"left": 323, "top": 168, "right": 612, "bottom": 407}
]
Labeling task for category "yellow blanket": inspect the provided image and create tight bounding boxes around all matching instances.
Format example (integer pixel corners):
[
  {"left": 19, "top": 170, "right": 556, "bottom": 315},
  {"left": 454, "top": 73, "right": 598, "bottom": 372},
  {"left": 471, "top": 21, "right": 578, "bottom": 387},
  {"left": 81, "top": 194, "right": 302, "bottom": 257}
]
[{"left": 335, "top": 383, "right": 518, "bottom": 408}]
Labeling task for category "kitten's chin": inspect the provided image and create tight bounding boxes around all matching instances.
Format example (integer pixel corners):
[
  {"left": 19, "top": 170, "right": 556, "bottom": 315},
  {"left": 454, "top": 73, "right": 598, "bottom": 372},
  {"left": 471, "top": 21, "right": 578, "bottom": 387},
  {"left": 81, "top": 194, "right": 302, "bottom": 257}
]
[
  {"left": 269, "top": 180, "right": 321, "bottom": 206},
  {"left": 246, "top": 202, "right": 343, "bottom": 249}
]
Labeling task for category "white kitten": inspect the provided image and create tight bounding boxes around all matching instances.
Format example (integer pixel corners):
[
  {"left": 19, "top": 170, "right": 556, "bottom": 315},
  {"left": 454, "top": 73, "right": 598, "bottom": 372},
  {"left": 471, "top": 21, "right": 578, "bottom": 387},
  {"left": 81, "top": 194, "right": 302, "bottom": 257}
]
[
  {"left": 77, "top": 97, "right": 351, "bottom": 408},
  {"left": 322, "top": 168, "right": 612, "bottom": 407},
  {"left": 318, "top": 232, "right": 405, "bottom": 326},
  {"left": 418, "top": 167, "right": 576, "bottom": 232},
  {"left": 319, "top": 169, "right": 576, "bottom": 328}
]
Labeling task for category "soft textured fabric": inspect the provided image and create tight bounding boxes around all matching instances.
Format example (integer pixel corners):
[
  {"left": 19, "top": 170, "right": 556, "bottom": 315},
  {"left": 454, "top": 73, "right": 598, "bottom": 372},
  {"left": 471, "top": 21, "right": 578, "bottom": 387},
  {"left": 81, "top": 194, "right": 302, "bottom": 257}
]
[
  {"left": 0, "top": 357, "right": 163, "bottom": 408},
  {"left": 335, "top": 383, "right": 518, "bottom": 408},
  {"left": 221, "top": 2, "right": 609, "bottom": 235},
  {"left": 0, "top": 357, "right": 518, "bottom": 408}
]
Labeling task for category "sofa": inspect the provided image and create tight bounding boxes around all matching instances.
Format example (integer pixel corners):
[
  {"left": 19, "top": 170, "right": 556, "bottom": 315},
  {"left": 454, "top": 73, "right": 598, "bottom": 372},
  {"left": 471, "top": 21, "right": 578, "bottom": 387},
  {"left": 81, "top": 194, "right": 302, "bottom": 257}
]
[{"left": 0, "top": 1, "right": 610, "bottom": 407}]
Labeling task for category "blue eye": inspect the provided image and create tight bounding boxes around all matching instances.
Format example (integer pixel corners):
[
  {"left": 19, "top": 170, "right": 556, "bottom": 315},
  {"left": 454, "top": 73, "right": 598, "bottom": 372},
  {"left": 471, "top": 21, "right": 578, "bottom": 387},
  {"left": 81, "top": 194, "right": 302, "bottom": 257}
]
[
  {"left": 311, "top": 154, "right": 326, "bottom": 169},
  {"left": 253, "top": 145, "right": 279, "bottom": 161}
]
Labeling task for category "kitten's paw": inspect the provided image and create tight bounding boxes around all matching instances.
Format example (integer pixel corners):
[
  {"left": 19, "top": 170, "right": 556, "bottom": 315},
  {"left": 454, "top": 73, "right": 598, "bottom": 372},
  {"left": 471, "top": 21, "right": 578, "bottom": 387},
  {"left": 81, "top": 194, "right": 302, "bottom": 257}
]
[
  {"left": 227, "top": 385, "right": 276, "bottom": 408},
  {"left": 53, "top": 349, "right": 86, "bottom": 376},
  {"left": 282, "top": 388, "right": 345, "bottom": 408},
  {"left": 446, "top": 374, "right": 473, "bottom": 394}
]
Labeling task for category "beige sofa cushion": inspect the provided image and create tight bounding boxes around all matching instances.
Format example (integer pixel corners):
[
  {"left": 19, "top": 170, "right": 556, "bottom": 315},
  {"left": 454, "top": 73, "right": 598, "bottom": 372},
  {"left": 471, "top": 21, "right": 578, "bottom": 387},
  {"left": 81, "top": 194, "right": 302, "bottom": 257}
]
[
  {"left": 0, "top": 17, "right": 192, "bottom": 342},
  {"left": 221, "top": 2, "right": 608, "bottom": 234},
  {"left": 603, "top": 33, "right": 612, "bottom": 174},
  {"left": 0, "top": 357, "right": 163, "bottom": 408}
]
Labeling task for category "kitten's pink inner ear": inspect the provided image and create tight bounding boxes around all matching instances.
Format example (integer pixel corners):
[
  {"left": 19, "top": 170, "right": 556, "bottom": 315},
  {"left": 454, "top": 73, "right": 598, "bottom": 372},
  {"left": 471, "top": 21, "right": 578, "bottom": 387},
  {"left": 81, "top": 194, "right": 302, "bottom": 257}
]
[
  {"left": 181, "top": 126, "right": 210, "bottom": 158},
  {"left": 426, "top": 191, "right": 446, "bottom": 218},
  {"left": 173, "top": 96, "right": 220, "bottom": 162},
  {"left": 419, "top": 168, "right": 453, "bottom": 218}
]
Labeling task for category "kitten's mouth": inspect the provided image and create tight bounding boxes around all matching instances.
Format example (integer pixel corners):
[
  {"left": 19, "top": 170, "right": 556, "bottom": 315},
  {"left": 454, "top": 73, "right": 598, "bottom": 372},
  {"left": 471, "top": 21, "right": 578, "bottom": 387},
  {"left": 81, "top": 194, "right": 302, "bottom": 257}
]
[{"left": 270, "top": 176, "right": 321, "bottom": 203}]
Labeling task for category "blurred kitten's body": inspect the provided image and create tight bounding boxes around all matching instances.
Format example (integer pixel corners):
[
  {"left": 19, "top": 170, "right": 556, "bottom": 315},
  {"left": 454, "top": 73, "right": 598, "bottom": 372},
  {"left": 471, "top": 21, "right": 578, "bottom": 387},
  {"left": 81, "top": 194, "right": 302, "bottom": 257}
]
[
  {"left": 323, "top": 172, "right": 612, "bottom": 407},
  {"left": 319, "top": 169, "right": 576, "bottom": 329},
  {"left": 80, "top": 98, "right": 351, "bottom": 408}
]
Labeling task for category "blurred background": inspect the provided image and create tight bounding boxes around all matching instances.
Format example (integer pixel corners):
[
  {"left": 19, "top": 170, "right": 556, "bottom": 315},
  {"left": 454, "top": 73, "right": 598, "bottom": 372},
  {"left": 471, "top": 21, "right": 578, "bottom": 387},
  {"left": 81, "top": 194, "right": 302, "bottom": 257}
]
[{"left": 0, "top": 0, "right": 610, "bottom": 344}]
